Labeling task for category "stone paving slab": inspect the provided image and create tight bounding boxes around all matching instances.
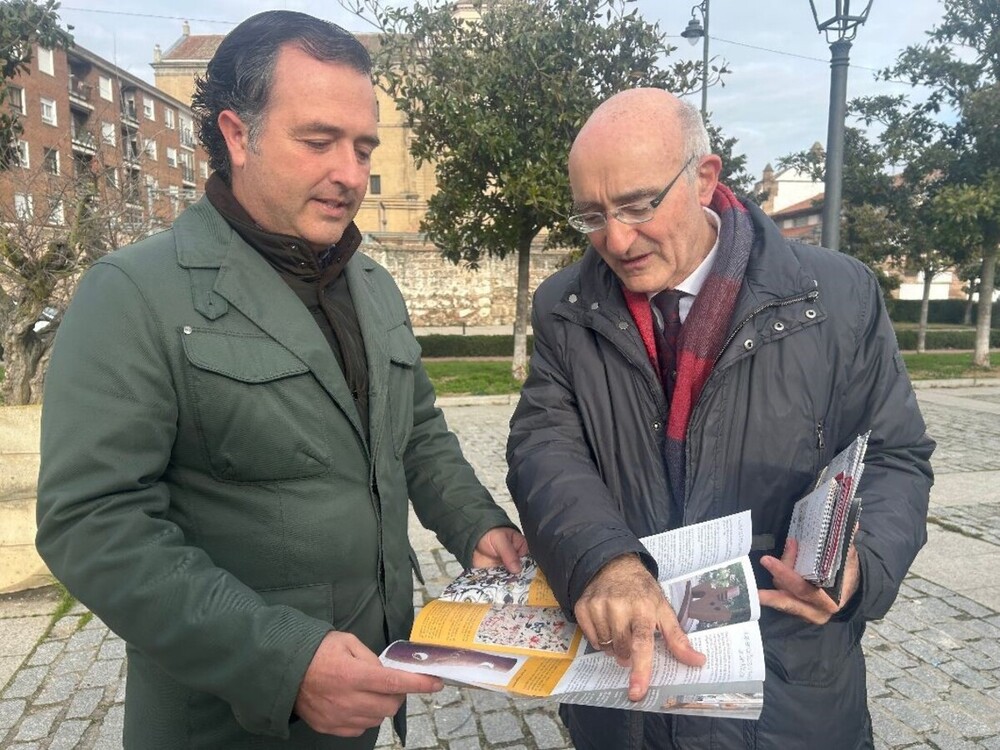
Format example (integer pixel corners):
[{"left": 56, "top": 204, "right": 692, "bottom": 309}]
[{"left": 2, "top": 387, "right": 999, "bottom": 748}]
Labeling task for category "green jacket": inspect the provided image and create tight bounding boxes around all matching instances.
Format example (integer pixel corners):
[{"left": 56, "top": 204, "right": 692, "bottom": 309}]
[{"left": 36, "top": 199, "right": 513, "bottom": 748}]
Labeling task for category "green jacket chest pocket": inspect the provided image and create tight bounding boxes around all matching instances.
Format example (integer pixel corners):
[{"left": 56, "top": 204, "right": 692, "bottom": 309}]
[
  {"left": 182, "top": 329, "right": 331, "bottom": 482},
  {"left": 387, "top": 324, "right": 421, "bottom": 459}
]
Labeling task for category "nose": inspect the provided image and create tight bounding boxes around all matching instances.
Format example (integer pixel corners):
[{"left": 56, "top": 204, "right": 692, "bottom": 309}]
[
  {"left": 602, "top": 216, "right": 637, "bottom": 256},
  {"left": 326, "top": 143, "right": 370, "bottom": 192}
]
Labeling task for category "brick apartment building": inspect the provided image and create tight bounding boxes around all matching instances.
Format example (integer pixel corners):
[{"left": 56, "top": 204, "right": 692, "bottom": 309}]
[{"left": 3, "top": 41, "right": 209, "bottom": 238}]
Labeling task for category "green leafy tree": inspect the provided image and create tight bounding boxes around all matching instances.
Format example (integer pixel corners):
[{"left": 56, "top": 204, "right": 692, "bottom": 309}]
[
  {"left": 344, "top": 0, "right": 711, "bottom": 379},
  {"left": 873, "top": 0, "right": 1000, "bottom": 366},
  {"left": 0, "top": 0, "right": 72, "bottom": 167}
]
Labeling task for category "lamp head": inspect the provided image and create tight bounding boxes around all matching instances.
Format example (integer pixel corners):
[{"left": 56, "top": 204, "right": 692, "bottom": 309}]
[
  {"left": 681, "top": 17, "right": 705, "bottom": 45},
  {"left": 809, "top": 0, "right": 874, "bottom": 42}
]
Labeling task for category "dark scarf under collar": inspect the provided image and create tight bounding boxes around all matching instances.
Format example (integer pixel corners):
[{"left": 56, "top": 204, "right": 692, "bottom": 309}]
[
  {"left": 624, "top": 184, "right": 755, "bottom": 513},
  {"left": 205, "top": 173, "right": 361, "bottom": 285}
]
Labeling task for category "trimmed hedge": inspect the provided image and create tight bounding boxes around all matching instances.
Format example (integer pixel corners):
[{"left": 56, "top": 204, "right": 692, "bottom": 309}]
[
  {"left": 417, "top": 334, "right": 535, "bottom": 358},
  {"left": 894, "top": 328, "right": 1000, "bottom": 350},
  {"left": 887, "top": 298, "right": 1000, "bottom": 327}
]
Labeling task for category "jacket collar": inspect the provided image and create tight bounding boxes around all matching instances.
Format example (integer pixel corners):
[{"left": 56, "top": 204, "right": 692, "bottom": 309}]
[{"left": 172, "top": 198, "right": 384, "bottom": 450}]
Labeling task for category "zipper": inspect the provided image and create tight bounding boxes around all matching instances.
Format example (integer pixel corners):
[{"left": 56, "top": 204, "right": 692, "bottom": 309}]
[
  {"left": 714, "top": 288, "right": 820, "bottom": 367},
  {"left": 816, "top": 419, "right": 825, "bottom": 450}
]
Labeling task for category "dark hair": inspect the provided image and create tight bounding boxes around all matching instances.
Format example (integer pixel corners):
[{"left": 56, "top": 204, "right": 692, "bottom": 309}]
[{"left": 191, "top": 10, "right": 372, "bottom": 183}]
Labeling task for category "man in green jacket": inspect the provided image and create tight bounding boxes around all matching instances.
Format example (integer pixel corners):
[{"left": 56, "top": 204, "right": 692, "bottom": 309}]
[{"left": 35, "top": 11, "right": 525, "bottom": 749}]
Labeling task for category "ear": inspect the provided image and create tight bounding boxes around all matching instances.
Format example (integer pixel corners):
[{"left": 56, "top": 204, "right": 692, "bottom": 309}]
[
  {"left": 217, "top": 110, "right": 250, "bottom": 171},
  {"left": 696, "top": 154, "right": 723, "bottom": 206}
]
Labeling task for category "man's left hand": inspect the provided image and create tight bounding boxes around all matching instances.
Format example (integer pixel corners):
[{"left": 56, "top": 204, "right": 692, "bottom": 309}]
[
  {"left": 472, "top": 527, "right": 528, "bottom": 573},
  {"left": 758, "top": 538, "right": 860, "bottom": 624}
]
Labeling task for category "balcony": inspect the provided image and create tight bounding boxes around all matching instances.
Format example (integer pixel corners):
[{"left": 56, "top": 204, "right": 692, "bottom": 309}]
[
  {"left": 68, "top": 77, "right": 94, "bottom": 111},
  {"left": 121, "top": 101, "right": 139, "bottom": 129},
  {"left": 179, "top": 129, "right": 195, "bottom": 149},
  {"left": 123, "top": 143, "right": 142, "bottom": 166},
  {"left": 71, "top": 128, "right": 97, "bottom": 156}
]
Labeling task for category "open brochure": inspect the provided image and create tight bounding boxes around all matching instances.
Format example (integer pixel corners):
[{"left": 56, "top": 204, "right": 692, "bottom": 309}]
[
  {"left": 788, "top": 432, "right": 869, "bottom": 600},
  {"left": 380, "top": 511, "right": 765, "bottom": 719}
]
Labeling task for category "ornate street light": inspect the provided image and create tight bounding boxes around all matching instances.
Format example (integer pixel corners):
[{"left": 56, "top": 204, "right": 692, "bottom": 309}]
[
  {"left": 809, "top": 0, "right": 874, "bottom": 251},
  {"left": 680, "top": 1, "right": 710, "bottom": 120}
]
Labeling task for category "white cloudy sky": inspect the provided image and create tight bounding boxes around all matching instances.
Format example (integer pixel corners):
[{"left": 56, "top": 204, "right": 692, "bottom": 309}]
[{"left": 54, "top": 0, "right": 947, "bottom": 179}]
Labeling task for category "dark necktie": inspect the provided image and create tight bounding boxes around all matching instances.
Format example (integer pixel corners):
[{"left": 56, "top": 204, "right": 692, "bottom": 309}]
[{"left": 652, "top": 289, "right": 686, "bottom": 403}]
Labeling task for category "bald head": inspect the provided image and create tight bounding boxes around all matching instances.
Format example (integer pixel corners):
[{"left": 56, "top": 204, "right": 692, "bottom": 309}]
[
  {"left": 570, "top": 89, "right": 709, "bottom": 178},
  {"left": 565, "top": 88, "right": 723, "bottom": 294}
]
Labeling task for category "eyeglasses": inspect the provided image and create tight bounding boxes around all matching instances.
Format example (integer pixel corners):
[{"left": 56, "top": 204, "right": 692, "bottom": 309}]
[{"left": 567, "top": 155, "right": 696, "bottom": 234}]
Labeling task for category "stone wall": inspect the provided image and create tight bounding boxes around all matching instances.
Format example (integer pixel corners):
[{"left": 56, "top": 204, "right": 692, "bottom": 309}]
[
  {"left": 363, "top": 240, "right": 572, "bottom": 327},
  {"left": 0, "top": 406, "right": 48, "bottom": 594}
]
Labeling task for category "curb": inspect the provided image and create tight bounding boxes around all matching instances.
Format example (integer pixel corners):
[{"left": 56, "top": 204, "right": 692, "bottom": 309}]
[{"left": 433, "top": 378, "right": 999, "bottom": 406}]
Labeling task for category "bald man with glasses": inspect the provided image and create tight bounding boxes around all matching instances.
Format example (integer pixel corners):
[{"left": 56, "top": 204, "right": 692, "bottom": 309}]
[{"left": 506, "top": 89, "right": 933, "bottom": 749}]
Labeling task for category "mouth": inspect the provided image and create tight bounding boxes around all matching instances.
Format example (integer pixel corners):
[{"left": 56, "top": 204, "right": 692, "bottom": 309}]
[
  {"left": 619, "top": 253, "right": 651, "bottom": 271},
  {"left": 313, "top": 197, "right": 353, "bottom": 216}
]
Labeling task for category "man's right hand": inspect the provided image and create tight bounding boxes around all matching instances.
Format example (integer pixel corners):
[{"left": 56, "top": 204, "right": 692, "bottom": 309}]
[
  {"left": 294, "top": 632, "right": 443, "bottom": 737},
  {"left": 573, "top": 555, "right": 705, "bottom": 702}
]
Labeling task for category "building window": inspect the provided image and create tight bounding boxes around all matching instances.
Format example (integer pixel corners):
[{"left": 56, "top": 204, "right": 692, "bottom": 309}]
[
  {"left": 99, "top": 75, "right": 113, "bottom": 101},
  {"left": 8, "top": 86, "right": 25, "bottom": 115},
  {"left": 179, "top": 115, "right": 194, "bottom": 148},
  {"left": 166, "top": 147, "right": 177, "bottom": 168},
  {"left": 37, "top": 46, "right": 54, "bottom": 75},
  {"left": 101, "top": 121, "right": 116, "bottom": 146},
  {"left": 144, "top": 139, "right": 157, "bottom": 161},
  {"left": 43, "top": 147, "right": 60, "bottom": 175},
  {"left": 104, "top": 167, "right": 118, "bottom": 189},
  {"left": 48, "top": 200, "right": 64, "bottom": 226},
  {"left": 370, "top": 175, "right": 382, "bottom": 195},
  {"left": 14, "top": 193, "right": 33, "bottom": 221},
  {"left": 14, "top": 141, "right": 28, "bottom": 168},
  {"left": 143, "top": 97, "right": 155, "bottom": 121},
  {"left": 40, "top": 97, "right": 57, "bottom": 125},
  {"left": 164, "top": 108, "right": 175, "bottom": 129},
  {"left": 199, "top": 161, "right": 209, "bottom": 179}
]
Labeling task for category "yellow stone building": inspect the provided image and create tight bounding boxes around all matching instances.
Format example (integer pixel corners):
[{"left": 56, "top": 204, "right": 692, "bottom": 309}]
[{"left": 151, "top": 23, "right": 434, "bottom": 236}]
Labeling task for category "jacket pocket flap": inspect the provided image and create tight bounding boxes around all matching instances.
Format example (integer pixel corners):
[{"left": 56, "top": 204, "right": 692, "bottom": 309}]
[
  {"left": 182, "top": 329, "right": 309, "bottom": 383},
  {"left": 388, "top": 324, "right": 421, "bottom": 368}
]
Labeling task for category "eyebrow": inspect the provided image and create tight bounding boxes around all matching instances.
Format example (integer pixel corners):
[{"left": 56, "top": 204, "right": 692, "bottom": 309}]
[
  {"left": 572, "top": 186, "right": 661, "bottom": 214},
  {"left": 290, "top": 122, "right": 381, "bottom": 149}
]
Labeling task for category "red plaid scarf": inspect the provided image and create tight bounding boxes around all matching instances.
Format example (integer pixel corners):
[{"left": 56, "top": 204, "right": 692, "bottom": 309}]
[{"left": 623, "top": 185, "right": 754, "bottom": 513}]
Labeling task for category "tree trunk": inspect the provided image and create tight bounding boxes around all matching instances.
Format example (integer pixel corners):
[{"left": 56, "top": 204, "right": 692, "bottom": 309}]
[
  {"left": 973, "top": 243, "right": 997, "bottom": 368},
  {"left": 511, "top": 237, "right": 533, "bottom": 383},
  {"left": 917, "top": 269, "right": 933, "bottom": 354},
  {"left": 0, "top": 302, "right": 53, "bottom": 405},
  {"left": 964, "top": 287, "right": 975, "bottom": 326}
]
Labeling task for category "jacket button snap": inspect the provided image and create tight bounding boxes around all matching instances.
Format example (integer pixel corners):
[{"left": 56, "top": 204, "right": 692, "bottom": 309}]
[
  {"left": 743, "top": 338, "right": 754, "bottom": 350},
  {"left": 652, "top": 420, "right": 662, "bottom": 431},
  {"left": 618, "top": 321, "right": 628, "bottom": 330},
  {"left": 568, "top": 294, "right": 578, "bottom": 303},
  {"left": 182, "top": 326, "right": 192, "bottom": 335},
  {"left": 773, "top": 321, "right": 785, "bottom": 332},
  {"left": 805, "top": 309, "right": 817, "bottom": 319},
  {"left": 590, "top": 302, "right": 600, "bottom": 310}
]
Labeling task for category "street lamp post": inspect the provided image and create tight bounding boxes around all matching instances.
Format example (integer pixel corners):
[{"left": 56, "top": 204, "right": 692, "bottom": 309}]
[
  {"left": 681, "top": 1, "right": 710, "bottom": 120},
  {"left": 809, "top": 0, "right": 874, "bottom": 251}
]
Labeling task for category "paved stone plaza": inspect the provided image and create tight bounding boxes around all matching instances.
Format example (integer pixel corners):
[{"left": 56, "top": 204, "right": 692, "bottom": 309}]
[{"left": 2, "top": 385, "right": 1000, "bottom": 749}]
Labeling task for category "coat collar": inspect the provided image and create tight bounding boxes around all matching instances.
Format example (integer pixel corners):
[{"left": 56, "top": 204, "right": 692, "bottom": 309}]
[{"left": 172, "top": 198, "right": 386, "bottom": 450}]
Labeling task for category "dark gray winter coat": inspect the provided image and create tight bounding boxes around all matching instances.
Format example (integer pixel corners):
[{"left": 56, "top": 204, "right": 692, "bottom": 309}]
[{"left": 506, "top": 201, "right": 934, "bottom": 750}]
